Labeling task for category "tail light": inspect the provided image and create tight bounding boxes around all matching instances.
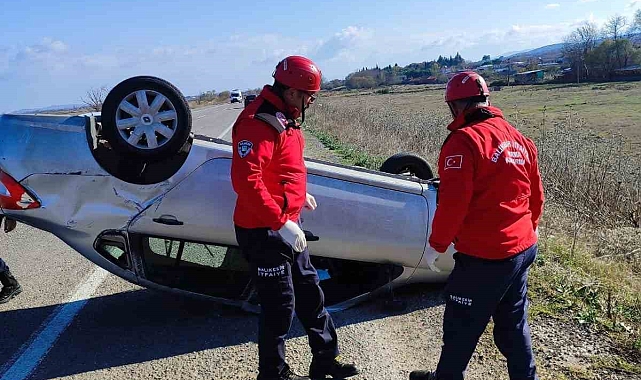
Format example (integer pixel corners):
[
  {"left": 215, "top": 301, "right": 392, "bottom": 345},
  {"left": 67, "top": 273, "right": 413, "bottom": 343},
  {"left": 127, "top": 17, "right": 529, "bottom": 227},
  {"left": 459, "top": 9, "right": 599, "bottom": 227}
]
[{"left": 0, "top": 170, "right": 41, "bottom": 210}]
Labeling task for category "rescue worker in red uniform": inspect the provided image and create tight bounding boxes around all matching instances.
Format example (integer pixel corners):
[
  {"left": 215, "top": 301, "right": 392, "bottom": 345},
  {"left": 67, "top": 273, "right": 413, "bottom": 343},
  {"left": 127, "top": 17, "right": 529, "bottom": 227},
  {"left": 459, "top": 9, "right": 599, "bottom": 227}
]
[
  {"left": 231, "top": 56, "right": 359, "bottom": 380},
  {"left": 410, "top": 71, "right": 544, "bottom": 380}
]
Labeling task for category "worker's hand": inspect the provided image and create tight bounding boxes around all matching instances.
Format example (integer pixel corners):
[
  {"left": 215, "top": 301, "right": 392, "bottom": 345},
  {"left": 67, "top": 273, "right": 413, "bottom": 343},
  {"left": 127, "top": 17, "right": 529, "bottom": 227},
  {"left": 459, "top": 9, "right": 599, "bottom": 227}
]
[
  {"left": 304, "top": 193, "right": 317, "bottom": 211},
  {"left": 423, "top": 244, "right": 441, "bottom": 273},
  {"left": 278, "top": 220, "right": 307, "bottom": 252}
]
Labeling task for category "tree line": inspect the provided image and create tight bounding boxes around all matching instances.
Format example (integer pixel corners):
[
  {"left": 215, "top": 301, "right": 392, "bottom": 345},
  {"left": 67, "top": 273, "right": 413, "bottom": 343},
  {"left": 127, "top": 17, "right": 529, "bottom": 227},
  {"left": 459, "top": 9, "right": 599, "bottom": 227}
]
[
  {"left": 323, "top": 53, "right": 469, "bottom": 90},
  {"left": 563, "top": 10, "right": 641, "bottom": 82}
]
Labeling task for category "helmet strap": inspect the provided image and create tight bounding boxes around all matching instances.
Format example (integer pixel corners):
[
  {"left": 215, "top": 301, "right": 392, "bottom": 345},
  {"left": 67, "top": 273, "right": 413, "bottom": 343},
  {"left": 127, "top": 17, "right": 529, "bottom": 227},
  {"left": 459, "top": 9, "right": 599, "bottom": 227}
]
[{"left": 447, "top": 102, "right": 457, "bottom": 119}]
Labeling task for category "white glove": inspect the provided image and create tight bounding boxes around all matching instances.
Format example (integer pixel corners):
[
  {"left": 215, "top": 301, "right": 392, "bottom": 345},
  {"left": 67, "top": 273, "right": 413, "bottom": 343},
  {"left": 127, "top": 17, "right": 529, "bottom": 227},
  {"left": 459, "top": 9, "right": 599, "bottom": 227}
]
[
  {"left": 304, "top": 193, "right": 317, "bottom": 211},
  {"left": 278, "top": 220, "right": 307, "bottom": 252},
  {"left": 423, "top": 244, "right": 441, "bottom": 273}
]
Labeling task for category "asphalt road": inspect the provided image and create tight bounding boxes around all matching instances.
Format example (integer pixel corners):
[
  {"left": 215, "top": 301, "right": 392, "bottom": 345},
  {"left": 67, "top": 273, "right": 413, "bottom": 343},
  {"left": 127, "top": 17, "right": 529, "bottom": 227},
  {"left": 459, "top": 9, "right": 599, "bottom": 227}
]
[
  {"left": 190, "top": 102, "right": 245, "bottom": 141},
  {"left": 0, "top": 102, "right": 452, "bottom": 380},
  {"left": 0, "top": 103, "right": 255, "bottom": 380}
]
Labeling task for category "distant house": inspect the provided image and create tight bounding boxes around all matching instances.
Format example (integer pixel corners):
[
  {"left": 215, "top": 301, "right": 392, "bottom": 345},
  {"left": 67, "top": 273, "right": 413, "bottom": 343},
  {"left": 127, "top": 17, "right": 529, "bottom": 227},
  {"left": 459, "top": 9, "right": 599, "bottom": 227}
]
[
  {"left": 514, "top": 69, "right": 545, "bottom": 84},
  {"left": 538, "top": 62, "right": 560, "bottom": 68},
  {"left": 614, "top": 65, "right": 641, "bottom": 73},
  {"left": 612, "top": 65, "right": 641, "bottom": 81}
]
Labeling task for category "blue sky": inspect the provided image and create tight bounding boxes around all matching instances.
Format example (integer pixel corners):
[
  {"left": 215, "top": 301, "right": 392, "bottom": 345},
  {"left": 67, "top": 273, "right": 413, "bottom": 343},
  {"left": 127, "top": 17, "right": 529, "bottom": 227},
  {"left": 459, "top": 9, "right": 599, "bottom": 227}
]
[{"left": 1, "top": 0, "right": 639, "bottom": 113}]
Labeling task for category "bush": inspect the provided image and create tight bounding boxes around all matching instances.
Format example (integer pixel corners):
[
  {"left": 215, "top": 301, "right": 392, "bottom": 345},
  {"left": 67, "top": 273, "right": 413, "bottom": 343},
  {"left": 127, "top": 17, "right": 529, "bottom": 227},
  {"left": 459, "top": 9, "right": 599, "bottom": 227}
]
[{"left": 490, "top": 80, "right": 508, "bottom": 87}]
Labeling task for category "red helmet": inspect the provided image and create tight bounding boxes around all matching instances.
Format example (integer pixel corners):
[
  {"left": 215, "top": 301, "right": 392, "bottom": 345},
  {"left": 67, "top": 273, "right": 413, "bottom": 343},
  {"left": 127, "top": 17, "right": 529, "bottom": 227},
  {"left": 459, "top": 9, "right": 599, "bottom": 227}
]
[
  {"left": 445, "top": 71, "right": 490, "bottom": 102},
  {"left": 273, "top": 56, "right": 322, "bottom": 92}
]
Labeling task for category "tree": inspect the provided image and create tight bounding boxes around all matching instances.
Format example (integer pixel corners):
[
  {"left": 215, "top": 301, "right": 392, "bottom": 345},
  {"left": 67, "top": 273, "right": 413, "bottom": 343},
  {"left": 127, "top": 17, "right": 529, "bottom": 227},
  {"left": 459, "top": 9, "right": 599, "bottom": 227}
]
[
  {"left": 454, "top": 52, "right": 463, "bottom": 65},
  {"left": 482, "top": 55, "right": 491, "bottom": 63},
  {"left": 605, "top": 14, "right": 628, "bottom": 41},
  {"left": 585, "top": 40, "right": 617, "bottom": 80},
  {"left": 563, "top": 32, "right": 585, "bottom": 82},
  {"left": 81, "top": 86, "right": 109, "bottom": 112},
  {"left": 630, "top": 9, "right": 641, "bottom": 38},
  {"left": 346, "top": 75, "right": 376, "bottom": 89},
  {"left": 604, "top": 15, "right": 629, "bottom": 68},
  {"left": 617, "top": 39, "right": 641, "bottom": 68},
  {"left": 563, "top": 21, "right": 599, "bottom": 82}
]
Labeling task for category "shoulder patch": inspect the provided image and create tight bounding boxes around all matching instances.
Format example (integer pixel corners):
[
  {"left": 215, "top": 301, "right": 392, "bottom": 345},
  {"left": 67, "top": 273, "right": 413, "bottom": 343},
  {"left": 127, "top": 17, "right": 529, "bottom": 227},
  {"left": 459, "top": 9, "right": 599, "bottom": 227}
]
[
  {"left": 237, "top": 140, "right": 253, "bottom": 158},
  {"left": 444, "top": 155, "right": 463, "bottom": 170}
]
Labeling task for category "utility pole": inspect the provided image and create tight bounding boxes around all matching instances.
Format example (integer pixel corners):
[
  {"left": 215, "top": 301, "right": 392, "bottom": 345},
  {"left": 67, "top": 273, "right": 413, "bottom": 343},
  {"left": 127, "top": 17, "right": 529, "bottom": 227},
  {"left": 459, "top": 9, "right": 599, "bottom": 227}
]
[{"left": 507, "top": 59, "right": 511, "bottom": 86}]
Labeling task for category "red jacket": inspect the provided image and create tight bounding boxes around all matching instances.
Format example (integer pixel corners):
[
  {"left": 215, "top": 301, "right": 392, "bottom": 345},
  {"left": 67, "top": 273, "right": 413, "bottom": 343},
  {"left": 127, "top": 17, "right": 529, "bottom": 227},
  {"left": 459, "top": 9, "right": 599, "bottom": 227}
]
[
  {"left": 231, "top": 86, "right": 307, "bottom": 231},
  {"left": 429, "top": 106, "right": 544, "bottom": 259}
]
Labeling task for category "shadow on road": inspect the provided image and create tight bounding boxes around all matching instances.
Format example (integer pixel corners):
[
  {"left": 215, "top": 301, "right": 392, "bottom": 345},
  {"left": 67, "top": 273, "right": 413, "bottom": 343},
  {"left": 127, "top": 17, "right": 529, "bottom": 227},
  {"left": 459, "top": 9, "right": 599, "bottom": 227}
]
[{"left": 0, "top": 283, "right": 445, "bottom": 379}]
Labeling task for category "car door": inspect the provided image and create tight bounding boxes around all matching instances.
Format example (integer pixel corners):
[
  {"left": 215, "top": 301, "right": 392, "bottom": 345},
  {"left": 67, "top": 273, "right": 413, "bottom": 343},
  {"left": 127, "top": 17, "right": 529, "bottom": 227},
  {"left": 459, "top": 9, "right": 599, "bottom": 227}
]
[{"left": 125, "top": 154, "right": 430, "bottom": 304}]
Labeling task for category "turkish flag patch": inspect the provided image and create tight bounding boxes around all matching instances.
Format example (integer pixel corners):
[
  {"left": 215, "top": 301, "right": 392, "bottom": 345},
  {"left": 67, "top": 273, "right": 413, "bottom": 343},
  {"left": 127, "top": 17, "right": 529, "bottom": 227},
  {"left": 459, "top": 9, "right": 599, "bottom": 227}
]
[{"left": 445, "top": 155, "right": 463, "bottom": 170}]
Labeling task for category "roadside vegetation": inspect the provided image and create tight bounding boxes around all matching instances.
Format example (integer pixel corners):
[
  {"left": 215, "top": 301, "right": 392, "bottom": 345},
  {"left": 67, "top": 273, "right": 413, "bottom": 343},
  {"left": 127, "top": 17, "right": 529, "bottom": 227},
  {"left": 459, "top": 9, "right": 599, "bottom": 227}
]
[{"left": 304, "top": 82, "right": 641, "bottom": 378}]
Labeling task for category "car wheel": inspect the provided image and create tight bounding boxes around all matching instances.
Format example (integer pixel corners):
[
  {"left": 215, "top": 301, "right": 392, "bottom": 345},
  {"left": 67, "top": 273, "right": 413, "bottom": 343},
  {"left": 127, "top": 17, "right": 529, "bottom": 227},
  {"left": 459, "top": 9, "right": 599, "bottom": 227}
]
[
  {"left": 101, "top": 76, "right": 192, "bottom": 161},
  {"left": 379, "top": 152, "right": 434, "bottom": 180}
]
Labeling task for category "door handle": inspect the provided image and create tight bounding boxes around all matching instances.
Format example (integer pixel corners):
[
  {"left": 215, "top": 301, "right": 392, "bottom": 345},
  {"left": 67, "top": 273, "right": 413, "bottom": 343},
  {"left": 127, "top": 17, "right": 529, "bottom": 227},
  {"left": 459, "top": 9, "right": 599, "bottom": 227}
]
[
  {"left": 304, "top": 230, "right": 320, "bottom": 242},
  {"left": 153, "top": 215, "right": 184, "bottom": 226}
]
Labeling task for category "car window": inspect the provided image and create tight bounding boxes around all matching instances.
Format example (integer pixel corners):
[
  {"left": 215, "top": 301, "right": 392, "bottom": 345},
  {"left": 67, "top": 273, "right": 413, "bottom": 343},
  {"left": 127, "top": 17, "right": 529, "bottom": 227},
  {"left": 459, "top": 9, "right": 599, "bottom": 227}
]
[
  {"left": 135, "top": 235, "right": 252, "bottom": 299},
  {"left": 147, "top": 237, "right": 248, "bottom": 270}
]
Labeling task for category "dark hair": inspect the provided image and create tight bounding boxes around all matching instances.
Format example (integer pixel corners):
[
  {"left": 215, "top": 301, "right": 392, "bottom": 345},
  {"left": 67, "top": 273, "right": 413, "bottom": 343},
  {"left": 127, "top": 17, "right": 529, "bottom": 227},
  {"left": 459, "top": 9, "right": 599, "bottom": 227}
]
[
  {"left": 271, "top": 80, "right": 289, "bottom": 97},
  {"left": 465, "top": 95, "right": 489, "bottom": 103}
]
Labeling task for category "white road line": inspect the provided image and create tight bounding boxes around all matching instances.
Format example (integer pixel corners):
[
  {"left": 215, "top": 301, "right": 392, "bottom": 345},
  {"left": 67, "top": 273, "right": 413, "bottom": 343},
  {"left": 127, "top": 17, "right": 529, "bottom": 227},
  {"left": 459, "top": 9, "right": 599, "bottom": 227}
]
[
  {"left": 1, "top": 267, "right": 109, "bottom": 380},
  {"left": 218, "top": 118, "right": 237, "bottom": 139}
]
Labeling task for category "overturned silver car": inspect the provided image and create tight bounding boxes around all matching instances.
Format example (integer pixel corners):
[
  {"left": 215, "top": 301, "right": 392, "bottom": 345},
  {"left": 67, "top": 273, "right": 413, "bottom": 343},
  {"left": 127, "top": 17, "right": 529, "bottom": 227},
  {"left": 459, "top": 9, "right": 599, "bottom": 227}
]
[{"left": 0, "top": 76, "right": 455, "bottom": 312}]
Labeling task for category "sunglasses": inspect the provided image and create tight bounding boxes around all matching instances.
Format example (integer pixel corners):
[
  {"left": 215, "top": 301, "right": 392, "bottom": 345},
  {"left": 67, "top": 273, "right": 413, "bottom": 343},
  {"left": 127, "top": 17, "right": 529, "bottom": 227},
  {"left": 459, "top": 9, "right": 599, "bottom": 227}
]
[{"left": 300, "top": 90, "right": 317, "bottom": 103}]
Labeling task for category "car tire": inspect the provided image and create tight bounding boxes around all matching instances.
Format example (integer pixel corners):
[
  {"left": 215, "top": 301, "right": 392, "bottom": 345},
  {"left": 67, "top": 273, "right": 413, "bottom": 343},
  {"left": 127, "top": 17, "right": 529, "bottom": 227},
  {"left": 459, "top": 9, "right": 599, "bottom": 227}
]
[
  {"left": 101, "top": 76, "right": 192, "bottom": 161},
  {"left": 379, "top": 152, "right": 434, "bottom": 180}
]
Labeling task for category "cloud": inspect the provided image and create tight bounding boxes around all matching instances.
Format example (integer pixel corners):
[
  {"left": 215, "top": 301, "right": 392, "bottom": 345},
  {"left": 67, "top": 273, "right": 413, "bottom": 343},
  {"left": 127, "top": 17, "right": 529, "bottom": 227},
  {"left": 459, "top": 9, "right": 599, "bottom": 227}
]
[
  {"left": 577, "top": 0, "right": 598, "bottom": 3},
  {"left": 569, "top": 12, "right": 605, "bottom": 28},
  {"left": 12, "top": 37, "right": 70, "bottom": 71},
  {"left": 314, "top": 26, "right": 375, "bottom": 62},
  {"left": 546, "top": 3, "right": 561, "bottom": 8},
  {"left": 0, "top": 19, "right": 595, "bottom": 113}
]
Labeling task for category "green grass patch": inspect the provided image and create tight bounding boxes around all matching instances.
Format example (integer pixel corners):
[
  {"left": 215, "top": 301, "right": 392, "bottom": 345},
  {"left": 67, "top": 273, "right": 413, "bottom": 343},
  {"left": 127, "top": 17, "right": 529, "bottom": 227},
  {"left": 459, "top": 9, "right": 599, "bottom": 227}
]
[
  {"left": 529, "top": 235, "right": 641, "bottom": 358},
  {"left": 304, "top": 125, "right": 385, "bottom": 170},
  {"left": 590, "top": 355, "right": 641, "bottom": 374}
]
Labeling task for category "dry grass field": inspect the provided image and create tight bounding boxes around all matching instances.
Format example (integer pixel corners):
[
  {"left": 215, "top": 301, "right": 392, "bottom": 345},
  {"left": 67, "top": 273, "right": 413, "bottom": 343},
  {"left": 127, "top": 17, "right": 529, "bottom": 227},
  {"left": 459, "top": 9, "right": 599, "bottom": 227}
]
[
  {"left": 318, "top": 81, "right": 641, "bottom": 156},
  {"left": 304, "top": 82, "right": 641, "bottom": 378}
]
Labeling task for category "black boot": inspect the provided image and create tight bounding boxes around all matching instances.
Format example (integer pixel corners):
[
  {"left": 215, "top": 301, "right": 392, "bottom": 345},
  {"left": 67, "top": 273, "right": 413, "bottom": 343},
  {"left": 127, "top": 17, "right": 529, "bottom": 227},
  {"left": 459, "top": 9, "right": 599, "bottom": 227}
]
[
  {"left": 309, "top": 355, "right": 359, "bottom": 379},
  {"left": 0, "top": 270, "right": 22, "bottom": 304},
  {"left": 409, "top": 369, "right": 438, "bottom": 380},
  {"left": 257, "top": 365, "right": 310, "bottom": 380}
]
